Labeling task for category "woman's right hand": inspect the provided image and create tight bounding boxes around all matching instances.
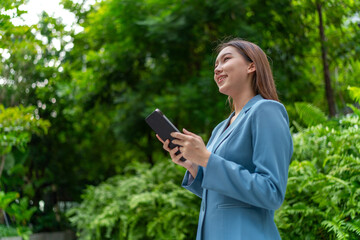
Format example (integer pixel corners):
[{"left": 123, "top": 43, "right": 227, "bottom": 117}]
[{"left": 156, "top": 134, "right": 198, "bottom": 178}]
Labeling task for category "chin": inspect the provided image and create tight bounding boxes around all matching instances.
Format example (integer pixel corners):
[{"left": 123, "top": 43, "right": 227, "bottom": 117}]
[{"left": 218, "top": 87, "right": 230, "bottom": 96}]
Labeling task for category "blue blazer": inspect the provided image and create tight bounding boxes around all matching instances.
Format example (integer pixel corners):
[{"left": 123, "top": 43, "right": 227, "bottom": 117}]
[{"left": 182, "top": 95, "right": 293, "bottom": 240}]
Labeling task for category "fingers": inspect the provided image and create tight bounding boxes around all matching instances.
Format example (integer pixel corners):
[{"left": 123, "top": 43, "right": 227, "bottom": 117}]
[
  {"left": 162, "top": 139, "right": 171, "bottom": 152},
  {"left": 156, "top": 134, "right": 186, "bottom": 164},
  {"left": 171, "top": 138, "right": 184, "bottom": 146},
  {"left": 172, "top": 129, "right": 200, "bottom": 146},
  {"left": 156, "top": 135, "right": 174, "bottom": 153},
  {"left": 162, "top": 139, "right": 180, "bottom": 154},
  {"left": 168, "top": 146, "right": 183, "bottom": 162},
  {"left": 169, "top": 146, "right": 179, "bottom": 157},
  {"left": 156, "top": 134, "right": 165, "bottom": 144},
  {"left": 171, "top": 132, "right": 189, "bottom": 140},
  {"left": 170, "top": 147, "right": 184, "bottom": 163},
  {"left": 183, "top": 128, "right": 198, "bottom": 137}
]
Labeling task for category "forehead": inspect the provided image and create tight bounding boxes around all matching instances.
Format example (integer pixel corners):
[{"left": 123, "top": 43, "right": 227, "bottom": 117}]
[{"left": 215, "top": 46, "right": 239, "bottom": 62}]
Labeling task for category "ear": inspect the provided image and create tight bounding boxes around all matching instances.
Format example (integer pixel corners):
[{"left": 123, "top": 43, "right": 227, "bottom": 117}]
[{"left": 247, "top": 62, "right": 256, "bottom": 73}]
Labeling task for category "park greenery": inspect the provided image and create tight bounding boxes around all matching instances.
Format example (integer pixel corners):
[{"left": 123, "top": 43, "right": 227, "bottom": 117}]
[
  {"left": 0, "top": 0, "right": 360, "bottom": 239},
  {"left": 0, "top": 104, "right": 50, "bottom": 238},
  {"left": 67, "top": 90, "right": 360, "bottom": 240}
]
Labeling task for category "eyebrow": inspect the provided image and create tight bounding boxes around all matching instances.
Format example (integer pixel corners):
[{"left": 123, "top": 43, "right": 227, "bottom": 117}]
[{"left": 215, "top": 52, "right": 232, "bottom": 64}]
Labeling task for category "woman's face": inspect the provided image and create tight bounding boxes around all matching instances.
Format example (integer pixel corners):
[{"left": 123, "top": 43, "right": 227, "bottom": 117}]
[{"left": 214, "top": 46, "right": 254, "bottom": 97}]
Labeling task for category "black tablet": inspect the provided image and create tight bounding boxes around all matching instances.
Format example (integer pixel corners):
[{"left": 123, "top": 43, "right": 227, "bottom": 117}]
[{"left": 145, "top": 109, "right": 186, "bottom": 161}]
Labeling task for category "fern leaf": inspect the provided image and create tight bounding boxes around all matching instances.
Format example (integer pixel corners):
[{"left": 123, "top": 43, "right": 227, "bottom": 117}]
[
  {"left": 322, "top": 219, "right": 349, "bottom": 239},
  {"left": 348, "top": 86, "right": 360, "bottom": 103},
  {"left": 344, "top": 220, "right": 360, "bottom": 236},
  {"left": 347, "top": 104, "right": 360, "bottom": 118},
  {"left": 325, "top": 175, "right": 352, "bottom": 193},
  {"left": 295, "top": 102, "right": 327, "bottom": 127},
  {"left": 292, "top": 120, "right": 304, "bottom": 132}
]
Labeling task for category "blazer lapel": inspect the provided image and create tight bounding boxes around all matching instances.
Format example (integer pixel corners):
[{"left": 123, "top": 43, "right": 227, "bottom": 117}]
[
  {"left": 205, "top": 112, "right": 233, "bottom": 151},
  {"left": 212, "top": 95, "right": 264, "bottom": 154}
]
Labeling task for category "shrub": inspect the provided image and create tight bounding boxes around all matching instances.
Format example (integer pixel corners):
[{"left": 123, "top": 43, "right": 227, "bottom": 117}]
[
  {"left": 275, "top": 114, "right": 360, "bottom": 239},
  {"left": 0, "top": 224, "right": 18, "bottom": 237},
  {"left": 67, "top": 160, "right": 200, "bottom": 240}
]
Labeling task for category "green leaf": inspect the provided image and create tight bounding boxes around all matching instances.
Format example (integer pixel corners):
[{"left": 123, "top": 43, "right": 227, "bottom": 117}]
[
  {"left": 348, "top": 86, "right": 360, "bottom": 104},
  {"left": 295, "top": 102, "right": 328, "bottom": 127},
  {"left": 0, "top": 191, "right": 19, "bottom": 210}
]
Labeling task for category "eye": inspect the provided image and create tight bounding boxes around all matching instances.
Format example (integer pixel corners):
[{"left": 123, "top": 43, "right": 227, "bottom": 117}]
[{"left": 224, "top": 57, "right": 231, "bottom": 62}]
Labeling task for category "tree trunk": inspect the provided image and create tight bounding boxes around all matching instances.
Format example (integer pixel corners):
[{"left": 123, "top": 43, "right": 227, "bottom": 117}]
[
  {"left": 316, "top": 1, "right": 336, "bottom": 117},
  {"left": 0, "top": 155, "right": 5, "bottom": 179}
]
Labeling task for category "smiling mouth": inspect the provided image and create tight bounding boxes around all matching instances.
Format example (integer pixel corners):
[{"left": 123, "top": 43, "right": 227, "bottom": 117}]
[{"left": 217, "top": 76, "right": 227, "bottom": 84}]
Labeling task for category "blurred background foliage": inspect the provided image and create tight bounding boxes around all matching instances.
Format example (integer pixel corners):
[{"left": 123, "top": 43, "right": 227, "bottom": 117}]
[{"left": 0, "top": 0, "right": 360, "bottom": 239}]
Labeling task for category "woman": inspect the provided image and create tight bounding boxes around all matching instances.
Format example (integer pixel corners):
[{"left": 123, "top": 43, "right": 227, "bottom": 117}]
[{"left": 156, "top": 39, "right": 293, "bottom": 240}]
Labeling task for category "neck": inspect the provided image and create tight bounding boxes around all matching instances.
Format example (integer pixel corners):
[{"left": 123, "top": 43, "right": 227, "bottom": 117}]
[{"left": 232, "top": 90, "right": 256, "bottom": 115}]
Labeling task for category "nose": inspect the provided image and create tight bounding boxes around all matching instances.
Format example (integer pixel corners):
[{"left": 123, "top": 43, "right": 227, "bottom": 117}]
[{"left": 214, "top": 64, "right": 222, "bottom": 74}]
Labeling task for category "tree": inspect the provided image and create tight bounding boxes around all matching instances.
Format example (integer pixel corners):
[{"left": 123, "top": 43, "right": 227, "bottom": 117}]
[
  {"left": 290, "top": 0, "right": 360, "bottom": 116},
  {"left": 1, "top": 0, "right": 360, "bottom": 233},
  {"left": 316, "top": 0, "right": 335, "bottom": 116}
]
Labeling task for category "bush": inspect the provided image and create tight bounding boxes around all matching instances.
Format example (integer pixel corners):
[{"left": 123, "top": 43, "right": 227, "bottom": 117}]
[
  {"left": 70, "top": 88, "right": 360, "bottom": 240},
  {"left": 0, "top": 224, "right": 18, "bottom": 237},
  {"left": 275, "top": 114, "right": 360, "bottom": 239},
  {"left": 67, "top": 160, "right": 200, "bottom": 240},
  {"left": 0, "top": 191, "right": 36, "bottom": 240},
  {"left": 0, "top": 224, "right": 31, "bottom": 239}
]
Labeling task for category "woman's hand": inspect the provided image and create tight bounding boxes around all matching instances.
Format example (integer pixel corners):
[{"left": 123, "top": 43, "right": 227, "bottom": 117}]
[
  {"left": 171, "top": 128, "right": 211, "bottom": 168},
  {"left": 156, "top": 134, "right": 198, "bottom": 178}
]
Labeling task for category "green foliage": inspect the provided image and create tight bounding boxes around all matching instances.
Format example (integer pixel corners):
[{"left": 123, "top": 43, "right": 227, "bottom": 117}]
[
  {"left": 0, "top": 104, "right": 50, "bottom": 193},
  {"left": 1, "top": 0, "right": 360, "bottom": 235},
  {"left": 0, "top": 191, "right": 18, "bottom": 210},
  {"left": 347, "top": 86, "right": 360, "bottom": 117},
  {"left": 67, "top": 160, "right": 200, "bottom": 240},
  {"left": 0, "top": 224, "right": 32, "bottom": 239},
  {"left": 275, "top": 114, "right": 360, "bottom": 239},
  {"left": 348, "top": 86, "right": 360, "bottom": 103},
  {"left": 6, "top": 197, "right": 37, "bottom": 226},
  {"left": 0, "top": 104, "right": 50, "bottom": 155},
  {"left": 0, "top": 105, "right": 49, "bottom": 236},
  {"left": 294, "top": 102, "right": 328, "bottom": 128},
  {"left": 0, "top": 191, "right": 35, "bottom": 240},
  {"left": 0, "top": 224, "right": 18, "bottom": 237}
]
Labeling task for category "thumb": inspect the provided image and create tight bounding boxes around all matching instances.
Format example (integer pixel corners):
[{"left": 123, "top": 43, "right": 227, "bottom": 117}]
[{"left": 183, "top": 128, "right": 197, "bottom": 137}]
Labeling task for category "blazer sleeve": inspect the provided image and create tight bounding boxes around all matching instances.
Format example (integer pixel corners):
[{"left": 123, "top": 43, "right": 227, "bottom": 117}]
[
  {"left": 201, "top": 101, "right": 293, "bottom": 210},
  {"left": 181, "top": 120, "right": 226, "bottom": 198},
  {"left": 181, "top": 165, "right": 204, "bottom": 198}
]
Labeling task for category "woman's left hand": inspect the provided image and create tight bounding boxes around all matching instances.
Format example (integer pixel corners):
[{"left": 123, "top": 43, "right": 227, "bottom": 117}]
[{"left": 171, "top": 129, "right": 211, "bottom": 167}]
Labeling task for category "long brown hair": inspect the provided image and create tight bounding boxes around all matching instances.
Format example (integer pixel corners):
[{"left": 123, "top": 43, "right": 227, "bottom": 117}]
[{"left": 216, "top": 38, "right": 279, "bottom": 109}]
